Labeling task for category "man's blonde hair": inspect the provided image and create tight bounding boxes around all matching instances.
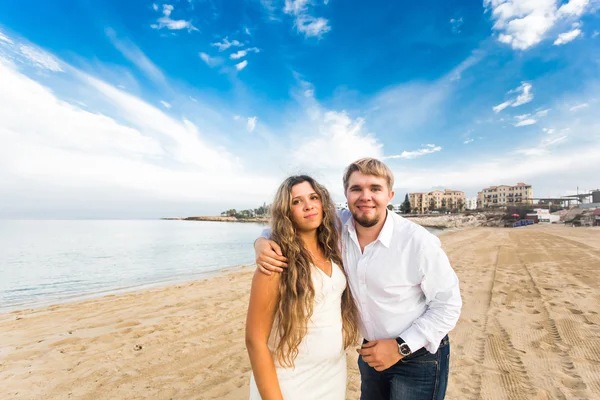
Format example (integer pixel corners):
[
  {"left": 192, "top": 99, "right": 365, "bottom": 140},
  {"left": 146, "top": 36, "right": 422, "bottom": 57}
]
[{"left": 342, "top": 158, "right": 394, "bottom": 192}]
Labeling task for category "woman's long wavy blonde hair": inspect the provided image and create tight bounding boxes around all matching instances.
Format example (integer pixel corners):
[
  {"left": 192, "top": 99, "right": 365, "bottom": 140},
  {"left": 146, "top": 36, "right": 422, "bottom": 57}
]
[{"left": 270, "top": 175, "right": 359, "bottom": 367}]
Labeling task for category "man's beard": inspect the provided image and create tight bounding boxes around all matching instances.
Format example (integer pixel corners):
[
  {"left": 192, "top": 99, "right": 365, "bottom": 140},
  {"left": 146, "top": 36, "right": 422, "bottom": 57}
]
[{"left": 353, "top": 213, "right": 380, "bottom": 228}]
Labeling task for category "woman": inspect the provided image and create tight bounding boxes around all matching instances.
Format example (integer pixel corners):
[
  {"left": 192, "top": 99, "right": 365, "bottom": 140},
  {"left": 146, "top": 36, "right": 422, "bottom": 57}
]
[{"left": 246, "top": 175, "right": 359, "bottom": 400}]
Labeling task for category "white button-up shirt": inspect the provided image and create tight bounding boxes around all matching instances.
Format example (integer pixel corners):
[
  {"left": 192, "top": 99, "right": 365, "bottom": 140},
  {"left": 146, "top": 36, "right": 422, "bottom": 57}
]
[
  {"left": 260, "top": 209, "right": 462, "bottom": 354},
  {"left": 339, "top": 209, "right": 461, "bottom": 354}
]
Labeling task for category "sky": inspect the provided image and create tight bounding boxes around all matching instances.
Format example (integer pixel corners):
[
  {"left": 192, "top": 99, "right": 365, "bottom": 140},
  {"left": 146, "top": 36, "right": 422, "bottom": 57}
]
[{"left": 0, "top": 0, "right": 599, "bottom": 218}]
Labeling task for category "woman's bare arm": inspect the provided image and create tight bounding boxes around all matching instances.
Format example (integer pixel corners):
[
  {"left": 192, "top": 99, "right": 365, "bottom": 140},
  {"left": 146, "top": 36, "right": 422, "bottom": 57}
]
[{"left": 245, "top": 269, "right": 283, "bottom": 400}]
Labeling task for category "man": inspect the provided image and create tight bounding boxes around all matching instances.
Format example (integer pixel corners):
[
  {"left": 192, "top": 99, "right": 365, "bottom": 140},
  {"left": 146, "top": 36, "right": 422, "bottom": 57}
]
[{"left": 255, "top": 158, "right": 462, "bottom": 399}]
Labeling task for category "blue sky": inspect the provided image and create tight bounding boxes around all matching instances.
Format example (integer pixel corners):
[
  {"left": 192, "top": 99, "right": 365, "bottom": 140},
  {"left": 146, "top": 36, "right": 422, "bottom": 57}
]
[{"left": 1, "top": 0, "right": 599, "bottom": 218}]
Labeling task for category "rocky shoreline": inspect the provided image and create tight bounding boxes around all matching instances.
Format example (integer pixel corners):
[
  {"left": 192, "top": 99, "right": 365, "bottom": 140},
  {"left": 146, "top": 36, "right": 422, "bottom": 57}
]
[
  {"left": 161, "top": 216, "right": 269, "bottom": 223},
  {"left": 161, "top": 211, "right": 509, "bottom": 229}
]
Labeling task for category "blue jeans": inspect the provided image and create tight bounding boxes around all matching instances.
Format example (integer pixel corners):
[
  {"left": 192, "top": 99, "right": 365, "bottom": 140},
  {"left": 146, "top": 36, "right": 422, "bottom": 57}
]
[{"left": 358, "top": 335, "right": 450, "bottom": 400}]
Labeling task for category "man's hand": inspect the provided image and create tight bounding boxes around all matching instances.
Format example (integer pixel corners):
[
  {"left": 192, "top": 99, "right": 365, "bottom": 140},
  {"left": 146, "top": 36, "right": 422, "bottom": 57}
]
[
  {"left": 255, "top": 237, "right": 288, "bottom": 275},
  {"left": 357, "top": 339, "right": 402, "bottom": 372}
]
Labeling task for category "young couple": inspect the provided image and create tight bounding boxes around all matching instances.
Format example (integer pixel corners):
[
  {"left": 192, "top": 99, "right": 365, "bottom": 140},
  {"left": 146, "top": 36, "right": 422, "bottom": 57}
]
[{"left": 245, "top": 158, "right": 462, "bottom": 400}]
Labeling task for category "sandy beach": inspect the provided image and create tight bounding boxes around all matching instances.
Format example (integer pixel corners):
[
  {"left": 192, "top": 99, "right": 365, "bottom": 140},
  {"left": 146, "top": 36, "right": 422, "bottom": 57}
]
[{"left": 1, "top": 225, "right": 599, "bottom": 399}]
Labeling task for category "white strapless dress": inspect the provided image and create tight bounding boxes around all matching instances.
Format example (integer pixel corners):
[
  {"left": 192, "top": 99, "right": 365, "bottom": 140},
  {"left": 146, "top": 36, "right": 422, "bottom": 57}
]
[{"left": 249, "top": 262, "right": 348, "bottom": 400}]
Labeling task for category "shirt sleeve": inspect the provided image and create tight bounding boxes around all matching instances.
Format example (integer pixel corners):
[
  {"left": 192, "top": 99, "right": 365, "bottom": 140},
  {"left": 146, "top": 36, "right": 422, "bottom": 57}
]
[
  {"left": 258, "top": 228, "right": 272, "bottom": 240},
  {"left": 400, "top": 236, "right": 462, "bottom": 354},
  {"left": 337, "top": 209, "right": 351, "bottom": 225}
]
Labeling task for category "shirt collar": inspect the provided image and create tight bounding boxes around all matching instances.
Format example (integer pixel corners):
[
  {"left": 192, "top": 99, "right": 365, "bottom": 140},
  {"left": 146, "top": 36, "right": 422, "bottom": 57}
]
[{"left": 344, "top": 210, "right": 394, "bottom": 248}]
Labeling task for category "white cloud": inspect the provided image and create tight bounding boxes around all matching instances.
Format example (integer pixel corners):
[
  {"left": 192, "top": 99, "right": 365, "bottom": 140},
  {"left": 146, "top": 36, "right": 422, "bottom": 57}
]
[
  {"left": 557, "top": 0, "right": 590, "bottom": 17},
  {"left": 199, "top": 52, "right": 223, "bottom": 68},
  {"left": 493, "top": 82, "right": 533, "bottom": 112},
  {"left": 514, "top": 118, "right": 537, "bottom": 127},
  {"left": 0, "top": 31, "right": 13, "bottom": 44},
  {"left": 570, "top": 103, "right": 589, "bottom": 111},
  {"left": 0, "top": 42, "right": 287, "bottom": 218},
  {"left": 493, "top": 100, "right": 512, "bottom": 113},
  {"left": 450, "top": 17, "right": 464, "bottom": 33},
  {"left": 152, "top": 3, "right": 159, "bottom": 11},
  {"left": 535, "top": 108, "right": 551, "bottom": 117},
  {"left": 235, "top": 60, "right": 248, "bottom": 71},
  {"left": 384, "top": 144, "right": 442, "bottom": 160},
  {"left": 210, "top": 37, "right": 243, "bottom": 52},
  {"left": 247, "top": 116, "right": 257, "bottom": 132},
  {"left": 292, "top": 111, "right": 383, "bottom": 170},
  {"left": 18, "top": 45, "right": 63, "bottom": 72},
  {"left": 543, "top": 128, "right": 555, "bottom": 134},
  {"left": 512, "top": 108, "right": 549, "bottom": 126},
  {"left": 151, "top": 4, "right": 197, "bottom": 32},
  {"left": 105, "top": 28, "right": 165, "bottom": 84},
  {"left": 245, "top": 27, "right": 251, "bottom": 36},
  {"left": 160, "top": 100, "right": 172, "bottom": 109},
  {"left": 484, "top": 0, "right": 592, "bottom": 50},
  {"left": 230, "top": 47, "right": 260, "bottom": 60},
  {"left": 512, "top": 82, "right": 534, "bottom": 106},
  {"left": 284, "top": 0, "right": 331, "bottom": 38},
  {"left": 553, "top": 28, "right": 582, "bottom": 45},
  {"left": 593, "top": 30, "right": 599, "bottom": 38},
  {"left": 464, "top": 138, "right": 475, "bottom": 144}
]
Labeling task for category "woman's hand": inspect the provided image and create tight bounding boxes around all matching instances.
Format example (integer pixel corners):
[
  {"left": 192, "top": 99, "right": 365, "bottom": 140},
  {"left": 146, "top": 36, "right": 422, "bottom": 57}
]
[{"left": 255, "top": 238, "right": 288, "bottom": 275}]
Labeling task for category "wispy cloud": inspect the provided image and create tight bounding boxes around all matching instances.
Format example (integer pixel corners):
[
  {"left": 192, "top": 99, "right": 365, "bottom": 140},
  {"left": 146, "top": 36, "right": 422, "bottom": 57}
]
[
  {"left": 160, "top": 100, "right": 172, "bottom": 109},
  {"left": 292, "top": 110, "right": 383, "bottom": 170},
  {"left": 484, "top": 0, "right": 592, "bottom": 50},
  {"left": 384, "top": 144, "right": 442, "bottom": 160},
  {"left": 464, "top": 138, "right": 474, "bottom": 144},
  {"left": 235, "top": 60, "right": 248, "bottom": 71},
  {"left": 247, "top": 116, "right": 257, "bottom": 132},
  {"left": 0, "top": 31, "right": 13, "bottom": 44},
  {"left": 593, "top": 30, "right": 599, "bottom": 38},
  {"left": 554, "top": 28, "right": 583, "bottom": 45},
  {"left": 570, "top": 103, "right": 589, "bottom": 111},
  {"left": 513, "top": 108, "right": 550, "bottom": 127},
  {"left": 450, "top": 17, "right": 464, "bottom": 33},
  {"left": 517, "top": 134, "right": 568, "bottom": 156},
  {"left": 151, "top": 4, "right": 197, "bottom": 32},
  {"left": 230, "top": 47, "right": 260, "bottom": 60},
  {"left": 199, "top": 52, "right": 223, "bottom": 68},
  {"left": 284, "top": 0, "right": 331, "bottom": 38},
  {"left": 514, "top": 118, "right": 537, "bottom": 127},
  {"left": 493, "top": 82, "right": 533, "bottom": 112},
  {"left": 18, "top": 45, "right": 63, "bottom": 72},
  {"left": 105, "top": 28, "right": 165, "bottom": 84},
  {"left": 210, "top": 37, "right": 243, "bottom": 52}
]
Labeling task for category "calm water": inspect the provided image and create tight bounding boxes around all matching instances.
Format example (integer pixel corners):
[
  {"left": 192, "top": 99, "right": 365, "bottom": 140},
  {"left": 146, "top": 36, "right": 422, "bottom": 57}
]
[
  {"left": 0, "top": 220, "right": 267, "bottom": 312},
  {"left": 0, "top": 219, "right": 443, "bottom": 313}
]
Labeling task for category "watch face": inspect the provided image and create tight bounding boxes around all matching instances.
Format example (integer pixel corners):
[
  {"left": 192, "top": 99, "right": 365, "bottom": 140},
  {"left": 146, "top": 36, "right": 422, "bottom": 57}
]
[{"left": 400, "top": 344, "right": 411, "bottom": 356}]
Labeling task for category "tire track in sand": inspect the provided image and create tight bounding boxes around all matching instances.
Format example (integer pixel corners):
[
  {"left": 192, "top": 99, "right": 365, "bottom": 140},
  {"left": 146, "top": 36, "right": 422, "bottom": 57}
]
[
  {"left": 515, "top": 251, "right": 589, "bottom": 395},
  {"left": 464, "top": 242, "right": 502, "bottom": 400}
]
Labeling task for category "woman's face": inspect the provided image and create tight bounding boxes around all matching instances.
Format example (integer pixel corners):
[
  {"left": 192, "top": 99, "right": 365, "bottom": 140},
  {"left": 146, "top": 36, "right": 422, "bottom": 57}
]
[{"left": 290, "top": 181, "right": 323, "bottom": 232}]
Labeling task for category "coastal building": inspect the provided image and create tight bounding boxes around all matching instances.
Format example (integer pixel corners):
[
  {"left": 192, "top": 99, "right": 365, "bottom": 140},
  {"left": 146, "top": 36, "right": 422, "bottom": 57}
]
[
  {"left": 409, "top": 189, "right": 467, "bottom": 213},
  {"left": 465, "top": 198, "right": 478, "bottom": 210},
  {"left": 477, "top": 182, "right": 533, "bottom": 208}
]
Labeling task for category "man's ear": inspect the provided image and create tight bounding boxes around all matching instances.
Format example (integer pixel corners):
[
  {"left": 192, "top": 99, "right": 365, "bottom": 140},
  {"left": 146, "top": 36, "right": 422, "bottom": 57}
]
[{"left": 389, "top": 190, "right": 395, "bottom": 202}]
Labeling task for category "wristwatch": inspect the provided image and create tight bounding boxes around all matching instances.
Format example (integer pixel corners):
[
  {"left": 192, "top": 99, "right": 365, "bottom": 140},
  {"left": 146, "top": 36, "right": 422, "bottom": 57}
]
[{"left": 395, "top": 337, "right": 412, "bottom": 357}]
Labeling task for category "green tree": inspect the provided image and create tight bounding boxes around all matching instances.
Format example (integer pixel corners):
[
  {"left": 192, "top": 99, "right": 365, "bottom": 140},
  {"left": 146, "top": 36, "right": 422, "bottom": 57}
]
[
  {"left": 387, "top": 204, "right": 394, "bottom": 211},
  {"left": 400, "top": 193, "right": 411, "bottom": 214}
]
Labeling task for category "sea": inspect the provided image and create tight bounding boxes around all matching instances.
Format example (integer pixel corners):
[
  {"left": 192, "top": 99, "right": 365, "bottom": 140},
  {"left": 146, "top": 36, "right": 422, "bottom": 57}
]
[{"left": 0, "top": 219, "right": 442, "bottom": 313}]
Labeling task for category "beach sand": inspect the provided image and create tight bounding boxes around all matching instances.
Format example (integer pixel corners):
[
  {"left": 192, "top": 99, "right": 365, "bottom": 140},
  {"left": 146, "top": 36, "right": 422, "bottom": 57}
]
[{"left": 1, "top": 225, "right": 599, "bottom": 399}]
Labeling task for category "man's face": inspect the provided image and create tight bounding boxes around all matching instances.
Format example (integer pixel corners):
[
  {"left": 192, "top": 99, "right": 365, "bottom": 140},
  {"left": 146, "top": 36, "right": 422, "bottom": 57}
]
[{"left": 345, "top": 171, "right": 394, "bottom": 228}]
